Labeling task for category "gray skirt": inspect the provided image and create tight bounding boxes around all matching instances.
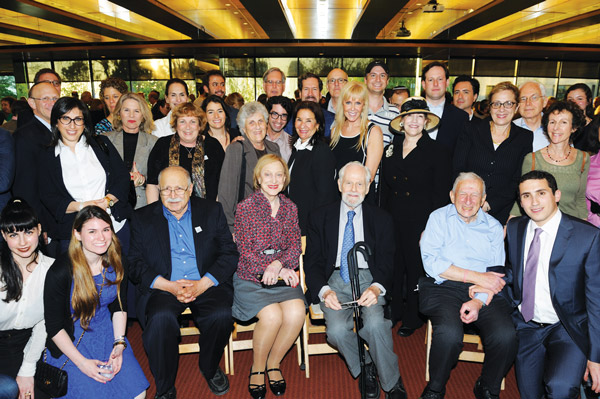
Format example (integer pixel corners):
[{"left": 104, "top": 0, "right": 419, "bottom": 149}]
[{"left": 232, "top": 274, "right": 307, "bottom": 322}]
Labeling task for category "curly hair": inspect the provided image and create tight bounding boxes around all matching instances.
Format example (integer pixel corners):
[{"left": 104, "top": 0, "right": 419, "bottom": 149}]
[
  {"left": 542, "top": 100, "right": 586, "bottom": 143},
  {"left": 169, "top": 102, "right": 207, "bottom": 133},
  {"left": 99, "top": 77, "right": 128, "bottom": 98}
]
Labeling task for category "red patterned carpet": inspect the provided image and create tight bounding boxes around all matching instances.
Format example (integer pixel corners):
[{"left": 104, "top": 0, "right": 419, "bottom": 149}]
[{"left": 128, "top": 321, "right": 520, "bottom": 399}]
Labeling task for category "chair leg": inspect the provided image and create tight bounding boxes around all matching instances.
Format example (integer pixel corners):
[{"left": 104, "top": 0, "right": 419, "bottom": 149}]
[
  {"left": 223, "top": 343, "right": 229, "bottom": 375},
  {"left": 228, "top": 332, "right": 235, "bottom": 375},
  {"left": 303, "top": 316, "right": 310, "bottom": 378},
  {"left": 425, "top": 320, "right": 432, "bottom": 382}
]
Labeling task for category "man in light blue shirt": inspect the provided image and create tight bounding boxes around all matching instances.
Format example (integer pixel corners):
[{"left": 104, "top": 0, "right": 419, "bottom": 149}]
[
  {"left": 418, "top": 172, "right": 517, "bottom": 399},
  {"left": 514, "top": 81, "right": 550, "bottom": 152}
]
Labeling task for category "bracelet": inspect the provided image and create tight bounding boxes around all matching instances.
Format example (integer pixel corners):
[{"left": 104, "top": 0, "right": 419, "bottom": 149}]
[{"left": 113, "top": 339, "right": 127, "bottom": 349}]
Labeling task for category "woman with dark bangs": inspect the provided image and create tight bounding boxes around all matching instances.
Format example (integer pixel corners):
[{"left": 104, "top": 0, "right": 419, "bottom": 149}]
[
  {"left": 43, "top": 206, "right": 148, "bottom": 398},
  {"left": 0, "top": 198, "right": 54, "bottom": 399}
]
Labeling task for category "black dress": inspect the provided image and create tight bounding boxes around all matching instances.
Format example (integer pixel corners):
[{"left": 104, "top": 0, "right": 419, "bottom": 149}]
[
  {"left": 147, "top": 134, "right": 224, "bottom": 201},
  {"left": 380, "top": 132, "right": 452, "bottom": 327},
  {"left": 453, "top": 119, "right": 533, "bottom": 225}
]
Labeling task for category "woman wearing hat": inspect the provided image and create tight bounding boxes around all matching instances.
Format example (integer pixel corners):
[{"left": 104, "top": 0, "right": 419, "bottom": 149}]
[
  {"left": 380, "top": 97, "right": 452, "bottom": 337},
  {"left": 453, "top": 81, "right": 532, "bottom": 225}
]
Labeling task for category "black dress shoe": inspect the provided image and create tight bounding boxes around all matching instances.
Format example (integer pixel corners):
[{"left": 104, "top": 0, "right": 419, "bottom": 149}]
[
  {"left": 248, "top": 369, "right": 266, "bottom": 399},
  {"left": 358, "top": 363, "right": 381, "bottom": 399},
  {"left": 266, "top": 368, "right": 286, "bottom": 396},
  {"left": 154, "top": 386, "right": 176, "bottom": 399},
  {"left": 396, "top": 326, "right": 416, "bottom": 337},
  {"left": 473, "top": 378, "right": 499, "bottom": 399},
  {"left": 385, "top": 376, "right": 407, "bottom": 399},
  {"left": 419, "top": 386, "right": 444, "bottom": 399},
  {"left": 204, "top": 367, "right": 230, "bottom": 396}
]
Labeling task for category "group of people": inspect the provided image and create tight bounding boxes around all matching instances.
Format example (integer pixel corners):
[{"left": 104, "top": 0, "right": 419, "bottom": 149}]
[{"left": 0, "top": 59, "right": 599, "bottom": 399}]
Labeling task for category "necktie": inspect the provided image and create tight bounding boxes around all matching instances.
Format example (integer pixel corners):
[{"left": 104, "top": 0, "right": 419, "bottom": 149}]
[
  {"left": 521, "top": 228, "right": 543, "bottom": 322},
  {"left": 340, "top": 210, "right": 355, "bottom": 284}
]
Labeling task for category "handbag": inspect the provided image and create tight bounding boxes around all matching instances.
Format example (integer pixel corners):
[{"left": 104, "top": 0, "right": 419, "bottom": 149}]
[{"left": 35, "top": 272, "right": 104, "bottom": 397}]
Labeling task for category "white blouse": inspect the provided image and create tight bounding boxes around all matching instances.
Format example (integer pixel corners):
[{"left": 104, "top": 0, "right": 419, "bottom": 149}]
[{"left": 0, "top": 253, "right": 54, "bottom": 376}]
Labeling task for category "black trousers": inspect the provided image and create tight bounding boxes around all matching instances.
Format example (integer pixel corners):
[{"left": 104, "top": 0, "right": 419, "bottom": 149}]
[
  {"left": 142, "top": 285, "right": 234, "bottom": 396},
  {"left": 419, "top": 278, "right": 517, "bottom": 394}
]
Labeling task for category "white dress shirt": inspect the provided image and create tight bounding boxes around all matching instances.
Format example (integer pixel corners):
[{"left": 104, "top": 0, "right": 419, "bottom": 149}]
[
  {"left": 519, "top": 210, "right": 562, "bottom": 324},
  {"left": 56, "top": 136, "right": 125, "bottom": 232},
  {"left": 0, "top": 253, "right": 54, "bottom": 376},
  {"left": 318, "top": 202, "right": 385, "bottom": 300},
  {"left": 426, "top": 99, "right": 445, "bottom": 141},
  {"left": 152, "top": 110, "right": 175, "bottom": 138}
]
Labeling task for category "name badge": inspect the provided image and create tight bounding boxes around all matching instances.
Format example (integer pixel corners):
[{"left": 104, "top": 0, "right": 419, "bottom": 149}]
[{"left": 195, "top": 226, "right": 202, "bottom": 233}]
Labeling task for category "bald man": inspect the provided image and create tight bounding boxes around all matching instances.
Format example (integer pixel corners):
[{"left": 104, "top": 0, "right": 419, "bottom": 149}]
[{"left": 326, "top": 68, "right": 349, "bottom": 113}]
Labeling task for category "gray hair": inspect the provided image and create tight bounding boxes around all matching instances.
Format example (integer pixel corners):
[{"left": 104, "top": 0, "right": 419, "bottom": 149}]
[
  {"left": 157, "top": 166, "right": 192, "bottom": 187},
  {"left": 452, "top": 172, "right": 486, "bottom": 195},
  {"left": 338, "top": 161, "right": 371, "bottom": 187},
  {"left": 237, "top": 101, "right": 269, "bottom": 135},
  {"left": 519, "top": 80, "right": 546, "bottom": 98},
  {"left": 262, "top": 67, "right": 286, "bottom": 83}
]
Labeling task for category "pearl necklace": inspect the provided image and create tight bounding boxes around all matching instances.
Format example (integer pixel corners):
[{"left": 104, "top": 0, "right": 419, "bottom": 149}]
[{"left": 546, "top": 146, "right": 571, "bottom": 163}]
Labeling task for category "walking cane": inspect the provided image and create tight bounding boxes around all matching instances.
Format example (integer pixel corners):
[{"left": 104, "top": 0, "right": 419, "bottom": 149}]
[{"left": 347, "top": 241, "right": 373, "bottom": 399}]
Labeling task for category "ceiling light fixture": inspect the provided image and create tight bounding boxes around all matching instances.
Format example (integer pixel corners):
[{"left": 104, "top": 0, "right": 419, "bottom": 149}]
[
  {"left": 396, "top": 20, "right": 411, "bottom": 37},
  {"left": 423, "top": 0, "right": 445, "bottom": 13}
]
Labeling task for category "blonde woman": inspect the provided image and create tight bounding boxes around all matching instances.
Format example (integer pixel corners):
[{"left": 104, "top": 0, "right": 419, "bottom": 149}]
[
  {"left": 330, "top": 81, "right": 384, "bottom": 185},
  {"left": 43, "top": 206, "right": 148, "bottom": 398}
]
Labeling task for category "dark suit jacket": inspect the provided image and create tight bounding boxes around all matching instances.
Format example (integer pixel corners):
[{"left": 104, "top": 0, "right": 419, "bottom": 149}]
[
  {"left": 12, "top": 117, "right": 56, "bottom": 235},
  {"left": 436, "top": 102, "right": 469, "bottom": 154},
  {"left": 287, "top": 140, "right": 338, "bottom": 235},
  {"left": 38, "top": 135, "right": 131, "bottom": 240},
  {"left": 504, "top": 214, "right": 600, "bottom": 363},
  {"left": 304, "top": 200, "right": 395, "bottom": 304},
  {"left": 128, "top": 197, "right": 239, "bottom": 327},
  {"left": 453, "top": 120, "right": 532, "bottom": 224},
  {"left": 0, "top": 128, "right": 14, "bottom": 213}
]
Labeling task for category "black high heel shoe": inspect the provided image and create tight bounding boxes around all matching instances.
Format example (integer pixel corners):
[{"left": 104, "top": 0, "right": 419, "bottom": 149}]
[
  {"left": 267, "top": 368, "right": 286, "bottom": 396},
  {"left": 248, "top": 369, "right": 266, "bottom": 399}
]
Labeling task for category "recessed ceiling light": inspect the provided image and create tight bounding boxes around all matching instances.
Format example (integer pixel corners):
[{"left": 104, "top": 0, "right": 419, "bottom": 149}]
[
  {"left": 319, "top": 52, "right": 324, "bottom": 55},
  {"left": 233, "top": 11, "right": 238, "bottom": 14},
  {"left": 243, "top": 22, "right": 248, "bottom": 25},
  {"left": 225, "top": 3, "right": 231, "bottom": 6},
  {"left": 408, "top": 11, "right": 413, "bottom": 14},
  {"left": 100, "top": 55, "right": 106, "bottom": 58}
]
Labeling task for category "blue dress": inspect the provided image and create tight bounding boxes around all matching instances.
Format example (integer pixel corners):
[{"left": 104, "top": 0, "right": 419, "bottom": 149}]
[{"left": 46, "top": 268, "right": 148, "bottom": 398}]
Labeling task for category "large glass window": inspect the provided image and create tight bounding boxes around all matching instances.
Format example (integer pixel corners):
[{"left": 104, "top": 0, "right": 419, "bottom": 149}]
[
  {"left": 298, "top": 58, "right": 342, "bottom": 76},
  {"left": 476, "top": 77, "right": 517, "bottom": 100},
  {"left": 515, "top": 77, "right": 558, "bottom": 98},
  {"left": 92, "top": 59, "right": 130, "bottom": 81},
  {"left": 343, "top": 58, "right": 376, "bottom": 77},
  {"left": 171, "top": 58, "right": 195, "bottom": 80},
  {"left": 256, "top": 58, "right": 298, "bottom": 78},
  {"left": 131, "top": 59, "right": 170, "bottom": 80},
  {"left": 26, "top": 61, "right": 52, "bottom": 83},
  {"left": 0, "top": 76, "right": 17, "bottom": 97},
  {"left": 556, "top": 78, "right": 599, "bottom": 100},
  {"left": 220, "top": 58, "right": 255, "bottom": 77},
  {"left": 226, "top": 78, "right": 256, "bottom": 104}
]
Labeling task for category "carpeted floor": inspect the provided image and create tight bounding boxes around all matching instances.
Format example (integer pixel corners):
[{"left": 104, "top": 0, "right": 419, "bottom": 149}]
[{"left": 128, "top": 321, "right": 520, "bottom": 399}]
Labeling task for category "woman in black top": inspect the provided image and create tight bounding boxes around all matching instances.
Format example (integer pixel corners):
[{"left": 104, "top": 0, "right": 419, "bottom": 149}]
[
  {"left": 286, "top": 101, "right": 337, "bottom": 235},
  {"left": 380, "top": 97, "right": 452, "bottom": 336},
  {"left": 146, "top": 102, "right": 224, "bottom": 202},
  {"left": 201, "top": 95, "right": 240, "bottom": 152},
  {"left": 453, "top": 81, "right": 532, "bottom": 225},
  {"left": 565, "top": 83, "right": 595, "bottom": 151}
]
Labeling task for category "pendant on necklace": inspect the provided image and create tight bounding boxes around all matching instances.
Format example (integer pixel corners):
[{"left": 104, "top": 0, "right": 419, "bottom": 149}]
[{"left": 188, "top": 152, "right": 192, "bottom": 159}]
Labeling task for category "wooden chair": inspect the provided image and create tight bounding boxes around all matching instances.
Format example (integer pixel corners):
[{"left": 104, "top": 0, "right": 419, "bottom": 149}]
[
  {"left": 425, "top": 320, "right": 505, "bottom": 390},
  {"left": 178, "top": 307, "right": 230, "bottom": 374},
  {"left": 299, "top": 236, "right": 338, "bottom": 378}
]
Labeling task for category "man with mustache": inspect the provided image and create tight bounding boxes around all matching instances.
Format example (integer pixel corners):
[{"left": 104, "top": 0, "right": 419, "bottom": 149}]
[
  {"left": 304, "top": 162, "right": 407, "bottom": 399},
  {"left": 296, "top": 72, "right": 335, "bottom": 138},
  {"left": 128, "top": 166, "right": 238, "bottom": 399}
]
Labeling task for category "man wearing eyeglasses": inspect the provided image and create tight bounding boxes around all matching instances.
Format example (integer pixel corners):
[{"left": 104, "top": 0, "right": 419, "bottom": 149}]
[
  {"left": 129, "top": 165, "right": 238, "bottom": 399},
  {"left": 513, "top": 81, "right": 550, "bottom": 152},
  {"left": 265, "top": 96, "right": 293, "bottom": 162},
  {"left": 326, "top": 68, "right": 349, "bottom": 113},
  {"left": 12, "top": 81, "right": 60, "bottom": 255},
  {"left": 365, "top": 61, "right": 400, "bottom": 147},
  {"left": 17, "top": 68, "right": 62, "bottom": 129},
  {"left": 421, "top": 62, "right": 468, "bottom": 154},
  {"left": 263, "top": 67, "right": 286, "bottom": 99},
  {"left": 202, "top": 70, "right": 239, "bottom": 129}
]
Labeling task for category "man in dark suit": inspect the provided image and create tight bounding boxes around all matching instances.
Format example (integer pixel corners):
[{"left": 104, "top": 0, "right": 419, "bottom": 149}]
[
  {"left": 504, "top": 170, "right": 600, "bottom": 398},
  {"left": 304, "top": 162, "right": 407, "bottom": 399},
  {"left": 128, "top": 166, "right": 238, "bottom": 399},
  {"left": 421, "top": 61, "right": 469, "bottom": 154},
  {"left": 12, "top": 82, "right": 59, "bottom": 253}
]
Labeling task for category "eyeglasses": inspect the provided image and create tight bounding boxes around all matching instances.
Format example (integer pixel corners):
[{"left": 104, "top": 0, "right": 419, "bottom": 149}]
[
  {"left": 58, "top": 116, "right": 85, "bottom": 126},
  {"left": 328, "top": 78, "right": 348, "bottom": 85},
  {"left": 30, "top": 96, "right": 59, "bottom": 103},
  {"left": 519, "top": 95, "right": 541, "bottom": 103},
  {"left": 490, "top": 101, "right": 516, "bottom": 109},
  {"left": 265, "top": 80, "right": 283, "bottom": 86},
  {"left": 270, "top": 111, "right": 288, "bottom": 121},
  {"left": 40, "top": 80, "right": 60, "bottom": 87},
  {"left": 159, "top": 185, "right": 190, "bottom": 196}
]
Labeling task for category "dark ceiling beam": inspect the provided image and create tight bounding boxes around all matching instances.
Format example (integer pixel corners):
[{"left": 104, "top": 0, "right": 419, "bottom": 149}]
[
  {"left": 110, "top": 0, "right": 212, "bottom": 40},
  {"left": 502, "top": 9, "right": 600, "bottom": 41},
  {"left": 351, "top": 0, "right": 409, "bottom": 40},
  {"left": 239, "top": 0, "right": 294, "bottom": 39},
  {"left": 1, "top": 0, "right": 151, "bottom": 41},
  {"left": 0, "top": 22, "right": 83, "bottom": 43},
  {"left": 0, "top": 39, "right": 24, "bottom": 45},
  {"left": 432, "top": 0, "right": 541, "bottom": 40}
]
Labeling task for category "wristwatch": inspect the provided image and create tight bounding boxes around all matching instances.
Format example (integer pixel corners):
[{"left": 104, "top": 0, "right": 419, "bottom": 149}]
[{"left": 105, "top": 196, "right": 114, "bottom": 208}]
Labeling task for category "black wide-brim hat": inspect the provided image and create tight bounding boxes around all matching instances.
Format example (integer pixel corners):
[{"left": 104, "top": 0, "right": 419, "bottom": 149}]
[{"left": 389, "top": 96, "right": 440, "bottom": 134}]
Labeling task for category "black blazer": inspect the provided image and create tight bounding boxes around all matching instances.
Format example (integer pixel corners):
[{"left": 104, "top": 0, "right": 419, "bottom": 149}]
[
  {"left": 436, "top": 102, "right": 469, "bottom": 154},
  {"left": 304, "top": 200, "right": 395, "bottom": 304},
  {"left": 43, "top": 254, "right": 127, "bottom": 358},
  {"left": 504, "top": 214, "right": 600, "bottom": 363},
  {"left": 380, "top": 132, "right": 452, "bottom": 226},
  {"left": 38, "top": 135, "right": 131, "bottom": 240},
  {"left": 12, "top": 117, "right": 56, "bottom": 235},
  {"left": 128, "top": 197, "right": 238, "bottom": 327},
  {"left": 453, "top": 120, "right": 532, "bottom": 224},
  {"left": 287, "top": 140, "right": 338, "bottom": 235}
]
